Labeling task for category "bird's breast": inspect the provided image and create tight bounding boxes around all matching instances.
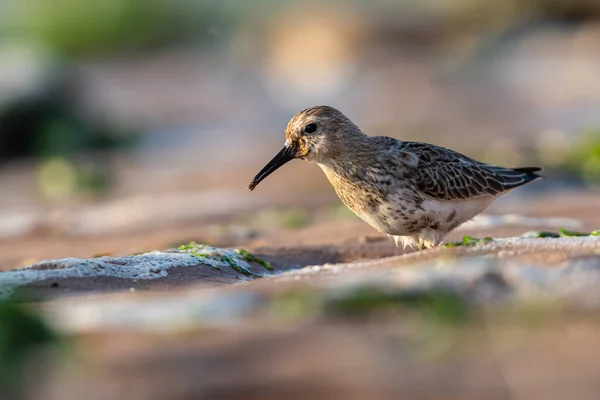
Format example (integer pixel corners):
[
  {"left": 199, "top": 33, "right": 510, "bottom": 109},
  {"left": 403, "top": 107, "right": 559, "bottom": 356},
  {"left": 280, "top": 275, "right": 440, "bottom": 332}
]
[{"left": 318, "top": 163, "right": 392, "bottom": 231}]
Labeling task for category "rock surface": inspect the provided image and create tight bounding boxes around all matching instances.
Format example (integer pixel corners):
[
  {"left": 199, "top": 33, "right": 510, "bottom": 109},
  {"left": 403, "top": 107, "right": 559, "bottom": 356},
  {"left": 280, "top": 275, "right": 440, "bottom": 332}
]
[{"left": 1, "top": 192, "right": 600, "bottom": 400}]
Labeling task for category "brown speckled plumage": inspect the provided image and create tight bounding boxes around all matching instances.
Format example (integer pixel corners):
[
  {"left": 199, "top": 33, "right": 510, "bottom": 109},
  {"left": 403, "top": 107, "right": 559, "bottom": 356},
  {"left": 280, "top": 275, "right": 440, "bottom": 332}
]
[{"left": 248, "top": 106, "right": 541, "bottom": 249}]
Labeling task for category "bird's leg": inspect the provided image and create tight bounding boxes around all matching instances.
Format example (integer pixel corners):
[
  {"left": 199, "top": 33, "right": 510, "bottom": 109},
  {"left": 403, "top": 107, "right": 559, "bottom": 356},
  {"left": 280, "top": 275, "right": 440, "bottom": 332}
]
[
  {"left": 417, "top": 230, "right": 445, "bottom": 249},
  {"left": 417, "top": 238, "right": 436, "bottom": 250},
  {"left": 418, "top": 239, "right": 432, "bottom": 250},
  {"left": 389, "top": 235, "right": 419, "bottom": 250}
]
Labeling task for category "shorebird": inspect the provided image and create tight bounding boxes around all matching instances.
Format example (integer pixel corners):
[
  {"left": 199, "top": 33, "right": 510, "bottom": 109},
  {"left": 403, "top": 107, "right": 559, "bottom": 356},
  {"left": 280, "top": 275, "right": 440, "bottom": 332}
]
[{"left": 247, "top": 106, "right": 541, "bottom": 249}]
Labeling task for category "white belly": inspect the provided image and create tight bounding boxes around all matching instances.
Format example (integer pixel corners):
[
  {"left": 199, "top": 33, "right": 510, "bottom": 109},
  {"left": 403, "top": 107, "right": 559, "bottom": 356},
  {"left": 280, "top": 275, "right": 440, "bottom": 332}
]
[
  {"left": 375, "top": 195, "right": 498, "bottom": 236},
  {"left": 386, "top": 195, "right": 498, "bottom": 249},
  {"left": 421, "top": 196, "right": 498, "bottom": 228}
]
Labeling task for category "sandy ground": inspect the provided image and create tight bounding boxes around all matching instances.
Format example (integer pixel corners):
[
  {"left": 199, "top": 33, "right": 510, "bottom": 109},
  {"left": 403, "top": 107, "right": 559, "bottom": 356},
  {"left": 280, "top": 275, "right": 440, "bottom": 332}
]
[{"left": 1, "top": 187, "right": 600, "bottom": 399}]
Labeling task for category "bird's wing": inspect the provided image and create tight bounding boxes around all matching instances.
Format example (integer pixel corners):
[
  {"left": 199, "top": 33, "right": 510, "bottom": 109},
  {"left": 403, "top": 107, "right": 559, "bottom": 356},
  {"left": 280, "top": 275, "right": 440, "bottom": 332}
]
[{"left": 394, "top": 141, "right": 541, "bottom": 201}]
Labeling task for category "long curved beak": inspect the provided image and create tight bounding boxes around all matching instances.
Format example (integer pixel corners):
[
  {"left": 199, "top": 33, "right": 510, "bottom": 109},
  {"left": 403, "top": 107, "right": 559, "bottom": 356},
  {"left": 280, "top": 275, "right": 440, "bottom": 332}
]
[{"left": 247, "top": 144, "right": 296, "bottom": 191}]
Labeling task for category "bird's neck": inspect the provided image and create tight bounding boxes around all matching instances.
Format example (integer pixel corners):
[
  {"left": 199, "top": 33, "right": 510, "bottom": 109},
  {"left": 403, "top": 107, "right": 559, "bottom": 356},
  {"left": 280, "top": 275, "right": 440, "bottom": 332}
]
[{"left": 316, "top": 135, "right": 378, "bottom": 181}]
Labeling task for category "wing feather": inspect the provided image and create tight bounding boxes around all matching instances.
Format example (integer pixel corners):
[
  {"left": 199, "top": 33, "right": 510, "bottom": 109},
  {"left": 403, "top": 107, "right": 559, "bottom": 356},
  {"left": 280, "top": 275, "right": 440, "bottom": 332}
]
[{"left": 394, "top": 141, "right": 541, "bottom": 201}]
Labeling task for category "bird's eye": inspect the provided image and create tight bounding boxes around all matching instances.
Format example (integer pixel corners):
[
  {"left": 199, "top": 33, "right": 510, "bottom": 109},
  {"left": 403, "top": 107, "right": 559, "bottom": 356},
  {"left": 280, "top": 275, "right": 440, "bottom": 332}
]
[{"left": 304, "top": 123, "right": 317, "bottom": 134}]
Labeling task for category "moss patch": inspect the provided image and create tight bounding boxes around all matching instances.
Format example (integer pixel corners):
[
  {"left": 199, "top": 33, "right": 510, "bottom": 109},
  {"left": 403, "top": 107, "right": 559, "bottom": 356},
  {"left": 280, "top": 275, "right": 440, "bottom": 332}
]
[
  {"left": 176, "top": 242, "right": 218, "bottom": 269},
  {"left": 175, "top": 242, "right": 270, "bottom": 276},
  {"left": 328, "top": 287, "right": 470, "bottom": 324},
  {"left": 280, "top": 208, "right": 310, "bottom": 229},
  {"left": 522, "top": 231, "right": 561, "bottom": 238},
  {"left": 522, "top": 228, "right": 599, "bottom": 239},
  {"left": 444, "top": 235, "right": 493, "bottom": 248},
  {"left": 0, "top": 301, "right": 60, "bottom": 397},
  {"left": 559, "top": 228, "right": 590, "bottom": 237},
  {"left": 269, "top": 286, "right": 471, "bottom": 324},
  {"left": 236, "top": 249, "right": 273, "bottom": 271}
]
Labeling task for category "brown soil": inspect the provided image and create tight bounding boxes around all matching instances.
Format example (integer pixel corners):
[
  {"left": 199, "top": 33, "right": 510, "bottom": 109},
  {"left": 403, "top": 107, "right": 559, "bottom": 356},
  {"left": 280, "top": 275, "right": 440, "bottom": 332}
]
[{"left": 4, "top": 190, "right": 600, "bottom": 400}]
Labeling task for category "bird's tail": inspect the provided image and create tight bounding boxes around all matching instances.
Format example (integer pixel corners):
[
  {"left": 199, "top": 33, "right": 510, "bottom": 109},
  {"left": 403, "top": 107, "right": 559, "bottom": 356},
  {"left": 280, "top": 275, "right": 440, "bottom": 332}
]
[
  {"left": 498, "top": 167, "right": 542, "bottom": 190},
  {"left": 513, "top": 167, "right": 542, "bottom": 180}
]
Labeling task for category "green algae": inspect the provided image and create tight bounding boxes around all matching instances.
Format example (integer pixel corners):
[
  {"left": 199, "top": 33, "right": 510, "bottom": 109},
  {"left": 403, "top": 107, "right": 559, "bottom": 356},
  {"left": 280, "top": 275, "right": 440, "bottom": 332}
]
[
  {"left": 269, "top": 289, "right": 323, "bottom": 320},
  {"left": 236, "top": 249, "right": 273, "bottom": 270},
  {"left": 176, "top": 242, "right": 219, "bottom": 269},
  {"left": 281, "top": 208, "right": 309, "bottom": 229},
  {"left": 177, "top": 244, "right": 273, "bottom": 276},
  {"left": 177, "top": 241, "right": 205, "bottom": 251},
  {"left": 219, "top": 254, "right": 257, "bottom": 277},
  {"left": 176, "top": 241, "right": 273, "bottom": 274},
  {"left": 0, "top": 300, "right": 60, "bottom": 397},
  {"left": 326, "top": 287, "right": 470, "bottom": 324},
  {"left": 522, "top": 231, "right": 561, "bottom": 238},
  {"left": 444, "top": 228, "right": 599, "bottom": 247},
  {"left": 444, "top": 235, "right": 493, "bottom": 248},
  {"left": 522, "top": 229, "right": 599, "bottom": 238},
  {"left": 559, "top": 227, "right": 589, "bottom": 237},
  {"left": 269, "top": 285, "right": 470, "bottom": 325}
]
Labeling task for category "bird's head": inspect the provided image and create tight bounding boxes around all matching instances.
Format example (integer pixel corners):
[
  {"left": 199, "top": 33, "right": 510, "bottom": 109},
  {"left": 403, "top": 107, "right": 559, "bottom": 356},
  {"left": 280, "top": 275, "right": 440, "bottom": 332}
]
[{"left": 247, "top": 106, "right": 363, "bottom": 190}]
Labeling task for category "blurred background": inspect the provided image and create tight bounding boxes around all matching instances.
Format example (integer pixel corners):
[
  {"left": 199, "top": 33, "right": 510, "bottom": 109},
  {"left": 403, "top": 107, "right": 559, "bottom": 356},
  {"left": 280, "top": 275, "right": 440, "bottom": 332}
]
[
  {"left": 1, "top": 0, "right": 600, "bottom": 265},
  {"left": 3, "top": 2, "right": 600, "bottom": 399}
]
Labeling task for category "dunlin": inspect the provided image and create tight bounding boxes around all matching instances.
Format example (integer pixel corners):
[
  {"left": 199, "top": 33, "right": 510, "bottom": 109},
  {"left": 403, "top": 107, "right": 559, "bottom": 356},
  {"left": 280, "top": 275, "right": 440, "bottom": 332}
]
[{"left": 247, "top": 106, "right": 541, "bottom": 249}]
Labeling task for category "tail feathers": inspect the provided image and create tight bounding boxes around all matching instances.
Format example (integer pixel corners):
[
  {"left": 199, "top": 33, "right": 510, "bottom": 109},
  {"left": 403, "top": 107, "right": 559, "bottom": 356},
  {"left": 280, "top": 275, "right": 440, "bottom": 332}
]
[
  {"left": 501, "top": 167, "right": 542, "bottom": 190},
  {"left": 513, "top": 167, "right": 542, "bottom": 176},
  {"left": 513, "top": 167, "right": 542, "bottom": 181}
]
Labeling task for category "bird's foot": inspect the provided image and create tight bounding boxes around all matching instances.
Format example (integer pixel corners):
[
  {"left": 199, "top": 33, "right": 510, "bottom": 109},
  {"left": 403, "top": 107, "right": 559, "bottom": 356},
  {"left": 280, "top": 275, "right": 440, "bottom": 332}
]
[
  {"left": 389, "top": 235, "right": 419, "bottom": 250},
  {"left": 417, "top": 229, "right": 445, "bottom": 250},
  {"left": 390, "top": 231, "right": 445, "bottom": 251}
]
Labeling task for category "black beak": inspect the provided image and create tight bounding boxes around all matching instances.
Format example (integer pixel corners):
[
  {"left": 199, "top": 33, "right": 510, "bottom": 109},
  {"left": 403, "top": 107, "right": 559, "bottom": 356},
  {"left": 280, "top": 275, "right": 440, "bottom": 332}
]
[{"left": 247, "top": 144, "right": 296, "bottom": 191}]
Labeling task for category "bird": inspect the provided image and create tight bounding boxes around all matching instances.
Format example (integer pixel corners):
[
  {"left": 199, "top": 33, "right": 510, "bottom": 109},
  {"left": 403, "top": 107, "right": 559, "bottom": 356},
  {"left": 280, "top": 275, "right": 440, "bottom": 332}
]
[{"left": 247, "top": 106, "right": 541, "bottom": 250}]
